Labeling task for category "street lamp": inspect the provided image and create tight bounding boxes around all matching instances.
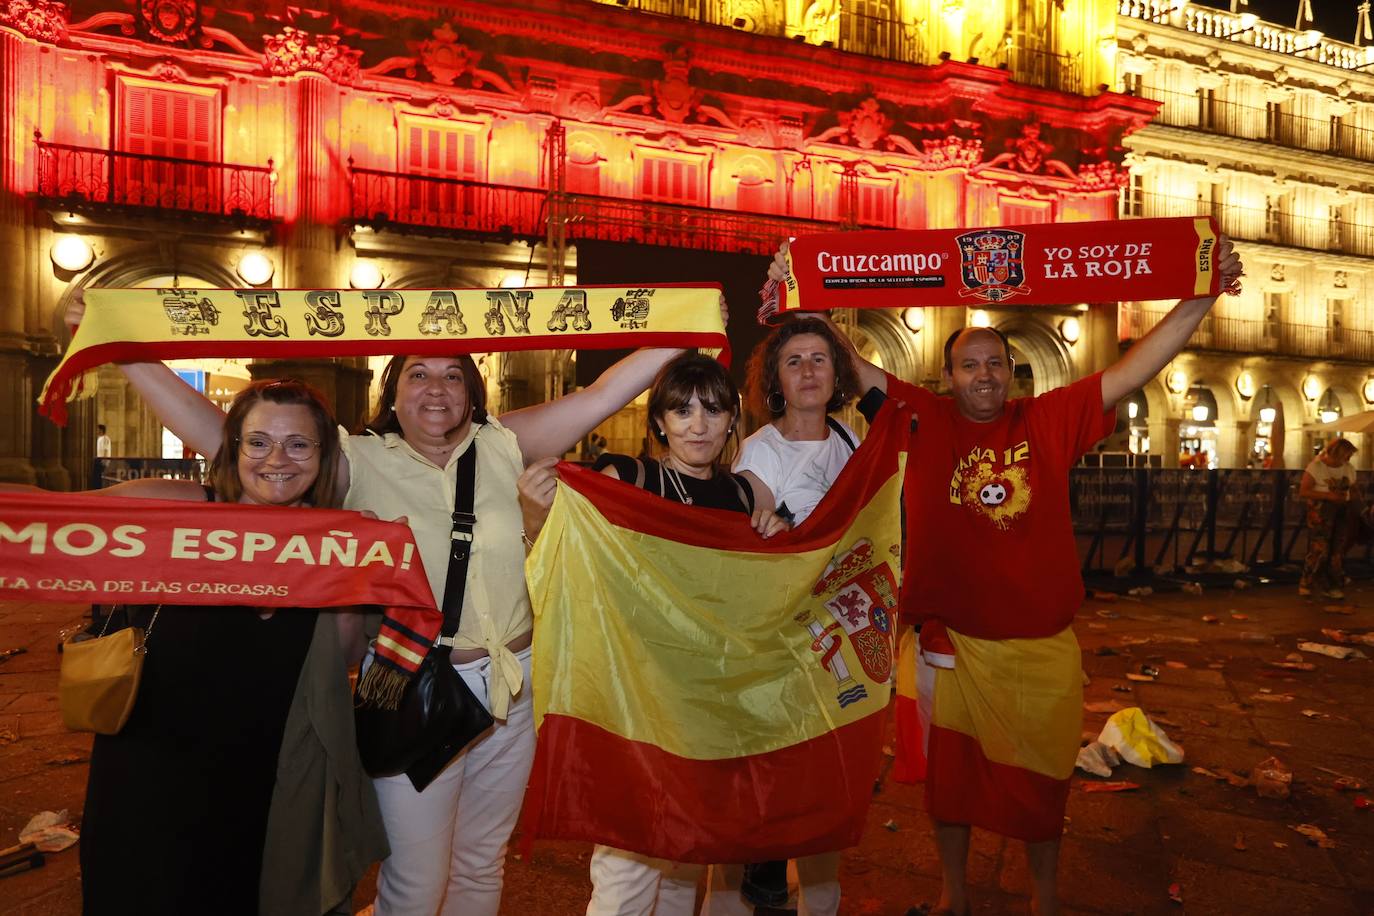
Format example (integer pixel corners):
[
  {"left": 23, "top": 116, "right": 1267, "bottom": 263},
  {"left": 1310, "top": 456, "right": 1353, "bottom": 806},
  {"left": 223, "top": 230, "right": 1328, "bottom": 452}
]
[
  {"left": 236, "top": 251, "right": 274, "bottom": 286},
  {"left": 51, "top": 235, "right": 95, "bottom": 272},
  {"left": 902, "top": 307, "right": 925, "bottom": 332},
  {"left": 1059, "top": 316, "right": 1081, "bottom": 344},
  {"left": 350, "top": 261, "right": 384, "bottom": 290}
]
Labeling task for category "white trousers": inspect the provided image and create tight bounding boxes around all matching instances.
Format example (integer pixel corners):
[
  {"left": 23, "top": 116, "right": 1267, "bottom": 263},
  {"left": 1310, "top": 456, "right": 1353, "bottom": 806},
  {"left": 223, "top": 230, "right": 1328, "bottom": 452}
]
[
  {"left": 700, "top": 853, "right": 842, "bottom": 916},
  {"left": 372, "top": 647, "right": 535, "bottom": 916},
  {"left": 587, "top": 845, "right": 702, "bottom": 916}
]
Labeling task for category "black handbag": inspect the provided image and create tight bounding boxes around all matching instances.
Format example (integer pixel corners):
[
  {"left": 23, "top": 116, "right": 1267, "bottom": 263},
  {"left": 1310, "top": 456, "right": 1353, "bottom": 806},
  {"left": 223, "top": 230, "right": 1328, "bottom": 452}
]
[{"left": 355, "top": 435, "right": 496, "bottom": 791}]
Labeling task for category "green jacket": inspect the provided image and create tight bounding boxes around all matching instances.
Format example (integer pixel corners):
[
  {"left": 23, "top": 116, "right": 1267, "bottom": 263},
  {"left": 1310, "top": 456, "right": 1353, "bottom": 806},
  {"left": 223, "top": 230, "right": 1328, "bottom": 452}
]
[{"left": 260, "top": 612, "right": 390, "bottom": 915}]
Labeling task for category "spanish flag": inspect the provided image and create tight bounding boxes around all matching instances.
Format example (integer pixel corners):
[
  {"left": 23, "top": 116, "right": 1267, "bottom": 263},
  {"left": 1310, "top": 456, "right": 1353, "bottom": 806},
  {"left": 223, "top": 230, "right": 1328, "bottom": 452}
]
[
  {"left": 925, "top": 627, "right": 1082, "bottom": 842},
  {"left": 521, "top": 403, "right": 911, "bottom": 864}
]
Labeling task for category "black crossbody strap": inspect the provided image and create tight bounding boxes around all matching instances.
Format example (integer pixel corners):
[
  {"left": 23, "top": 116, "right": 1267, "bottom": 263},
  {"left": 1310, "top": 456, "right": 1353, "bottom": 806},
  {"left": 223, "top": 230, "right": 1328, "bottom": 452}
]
[
  {"left": 825, "top": 416, "right": 857, "bottom": 452},
  {"left": 440, "top": 434, "right": 479, "bottom": 637}
]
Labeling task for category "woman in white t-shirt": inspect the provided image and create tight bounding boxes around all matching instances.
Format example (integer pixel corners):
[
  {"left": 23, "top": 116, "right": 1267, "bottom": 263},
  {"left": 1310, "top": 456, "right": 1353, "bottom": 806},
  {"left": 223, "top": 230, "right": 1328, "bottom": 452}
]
[
  {"left": 1299, "top": 437, "right": 1361, "bottom": 599},
  {"left": 703, "top": 315, "right": 862, "bottom": 916}
]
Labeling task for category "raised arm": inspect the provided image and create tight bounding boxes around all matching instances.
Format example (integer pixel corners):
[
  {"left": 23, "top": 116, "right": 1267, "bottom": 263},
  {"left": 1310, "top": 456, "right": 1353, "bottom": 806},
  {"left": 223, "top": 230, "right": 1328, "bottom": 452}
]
[
  {"left": 1101, "top": 236, "right": 1242, "bottom": 409},
  {"left": 764, "top": 242, "right": 886, "bottom": 394},
  {"left": 66, "top": 291, "right": 227, "bottom": 458},
  {"left": 500, "top": 347, "right": 685, "bottom": 464}
]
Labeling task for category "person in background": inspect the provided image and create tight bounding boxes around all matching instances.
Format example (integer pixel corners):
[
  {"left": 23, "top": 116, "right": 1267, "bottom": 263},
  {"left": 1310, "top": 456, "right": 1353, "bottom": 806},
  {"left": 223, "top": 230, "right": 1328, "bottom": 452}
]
[
  {"left": 1298, "top": 436, "right": 1360, "bottom": 600},
  {"left": 700, "top": 315, "right": 861, "bottom": 916},
  {"left": 96, "top": 423, "right": 112, "bottom": 458}
]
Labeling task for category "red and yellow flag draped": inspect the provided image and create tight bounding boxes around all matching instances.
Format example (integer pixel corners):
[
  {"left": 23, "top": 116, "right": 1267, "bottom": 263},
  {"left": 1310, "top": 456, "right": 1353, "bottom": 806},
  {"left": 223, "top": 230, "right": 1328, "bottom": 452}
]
[
  {"left": 40, "top": 285, "right": 727, "bottom": 423},
  {"left": 521, "top": 403, "right": 911, "bottom": 864}
]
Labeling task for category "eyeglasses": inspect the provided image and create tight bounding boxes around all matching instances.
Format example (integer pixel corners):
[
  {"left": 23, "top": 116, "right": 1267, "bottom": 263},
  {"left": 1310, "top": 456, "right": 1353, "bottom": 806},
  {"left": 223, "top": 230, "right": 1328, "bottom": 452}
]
[{"left": 237, "top": 434, "right": 320, "bottom": 461}]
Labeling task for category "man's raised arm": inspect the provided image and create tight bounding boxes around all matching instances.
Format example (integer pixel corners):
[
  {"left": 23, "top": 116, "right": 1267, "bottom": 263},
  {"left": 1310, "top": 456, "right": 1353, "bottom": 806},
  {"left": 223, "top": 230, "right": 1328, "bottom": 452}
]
[{"left": 1101, "top": 235, "right": 1243, "bottom": 410}]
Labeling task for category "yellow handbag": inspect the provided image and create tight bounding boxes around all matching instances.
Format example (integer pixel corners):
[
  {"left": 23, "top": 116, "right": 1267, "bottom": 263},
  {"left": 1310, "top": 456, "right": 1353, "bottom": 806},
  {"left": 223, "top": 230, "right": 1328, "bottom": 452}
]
[{"left": 59, "top": 606, "right": 161, "bottom": 735}]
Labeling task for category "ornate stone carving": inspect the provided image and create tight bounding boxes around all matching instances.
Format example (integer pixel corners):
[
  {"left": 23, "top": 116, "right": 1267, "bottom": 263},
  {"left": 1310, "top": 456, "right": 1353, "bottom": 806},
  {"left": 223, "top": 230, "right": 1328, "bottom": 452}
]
[
  {"left": 1334, "top": 270, "right": 1348, "bottom": 289},
  {"left": 977, "top": 122, "right": 1076, "bottom": 178},
  {"left": 567, "top": 91, "right": 600, "bottom": 121},
  {"left": 139, "top": 0, "right": 198, "bottom": 44},
  {"left": 416, "top": 22, "right": 479, "bottom": 87},
  {"left": 1, "top": 0, "right": 69, "bottom": 43},
  {"left": 523, "top": 75, "right": 557, "bottom": 114},
  {"left": 921, "top": 135, "right": 983, "bottom": 170},
  {"left": 652, "top": 46, "right": 699, "bottom": 124},
  {"left": 740, "top": 117, "right": 770, "bottom": 147},
  {"left": 1270, "top": 263, "right": 1285, "bottom": 282},
  {"left": 838, "top": 98, "right": 891, "bottom": 151},
  {"left": 777, "top": 116, "right": 803, "bottom": 147},
  {"left": 263, "top": 26, "right": 361, "bottom": 85},
  {"left": 1074, "top": 160, "right": 1128, "bottom": 191}
]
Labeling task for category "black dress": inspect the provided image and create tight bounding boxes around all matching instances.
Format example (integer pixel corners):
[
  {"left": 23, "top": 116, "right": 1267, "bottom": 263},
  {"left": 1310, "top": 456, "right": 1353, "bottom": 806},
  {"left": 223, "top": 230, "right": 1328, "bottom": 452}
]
[
  {"left": 592, "top": 454, "right": 755, "bottom": 514},
  {"left": 80, "top": 597, "right": 317, "bottom": 913}
]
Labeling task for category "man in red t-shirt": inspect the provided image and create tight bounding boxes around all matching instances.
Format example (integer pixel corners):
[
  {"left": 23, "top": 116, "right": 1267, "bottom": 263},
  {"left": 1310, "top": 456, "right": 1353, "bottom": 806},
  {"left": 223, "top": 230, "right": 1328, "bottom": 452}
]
[{"left": 764, "top": 237, "right": 1242, "bottom": 916}]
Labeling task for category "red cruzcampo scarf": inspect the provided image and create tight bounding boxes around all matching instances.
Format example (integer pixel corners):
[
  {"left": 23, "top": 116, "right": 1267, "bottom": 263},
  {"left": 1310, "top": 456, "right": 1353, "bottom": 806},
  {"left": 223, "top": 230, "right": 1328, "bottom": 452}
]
[
  {"left": 778, "top": 216, "right": 1220, "bottom": 313},
  {"left": 0, "top": 491, "right": 439, "bottom": 708}
]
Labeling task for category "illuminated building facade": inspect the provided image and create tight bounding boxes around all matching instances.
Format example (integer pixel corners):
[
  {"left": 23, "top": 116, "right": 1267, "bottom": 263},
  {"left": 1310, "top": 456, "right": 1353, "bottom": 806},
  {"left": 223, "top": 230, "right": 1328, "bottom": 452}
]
[
  {"left": 1115, "top": 1, "right": 1374, "bottom": 469},
  {"left": 5, "top": 0, "right": 1160, "bottom": 484}
]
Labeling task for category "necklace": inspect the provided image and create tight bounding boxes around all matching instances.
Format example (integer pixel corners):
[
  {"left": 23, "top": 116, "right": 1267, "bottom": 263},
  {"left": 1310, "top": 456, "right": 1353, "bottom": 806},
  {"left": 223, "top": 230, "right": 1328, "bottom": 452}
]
[{"left": 660, "top": 459, "right": 694, "bottom": 505}]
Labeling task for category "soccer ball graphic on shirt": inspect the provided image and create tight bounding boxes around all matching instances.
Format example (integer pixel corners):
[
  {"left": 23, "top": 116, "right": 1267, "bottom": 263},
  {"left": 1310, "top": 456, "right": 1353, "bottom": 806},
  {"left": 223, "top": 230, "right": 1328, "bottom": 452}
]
[
  {"left": 959, "top": 462, "right": 1032, "bottom": 530},
  {"left": 979, "top": 482, "right": 1008, "bottom": 506}
]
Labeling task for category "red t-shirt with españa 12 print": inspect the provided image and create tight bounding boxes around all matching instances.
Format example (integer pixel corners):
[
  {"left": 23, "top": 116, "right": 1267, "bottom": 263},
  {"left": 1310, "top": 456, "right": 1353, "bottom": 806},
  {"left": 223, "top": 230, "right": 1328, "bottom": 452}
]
[{"left": 884, "top": 371, "right": 1114, "bottom": 640}]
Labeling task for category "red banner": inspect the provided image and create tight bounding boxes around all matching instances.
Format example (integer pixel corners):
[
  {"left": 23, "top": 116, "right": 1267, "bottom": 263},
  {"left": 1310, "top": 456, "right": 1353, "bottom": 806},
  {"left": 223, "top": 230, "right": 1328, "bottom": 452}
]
[
  {"left": 0, "top": 492, "right": 440, "bottom": 687},
  {"left": 778, "top": 217, "right": 1219, "bottom": 312}
]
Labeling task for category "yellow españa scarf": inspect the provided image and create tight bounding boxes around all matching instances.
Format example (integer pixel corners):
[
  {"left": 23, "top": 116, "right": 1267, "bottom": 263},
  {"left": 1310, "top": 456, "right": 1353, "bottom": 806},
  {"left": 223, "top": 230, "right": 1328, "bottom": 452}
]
[{"left": 40, "top": 285, "right": 727, "bottom": 423}]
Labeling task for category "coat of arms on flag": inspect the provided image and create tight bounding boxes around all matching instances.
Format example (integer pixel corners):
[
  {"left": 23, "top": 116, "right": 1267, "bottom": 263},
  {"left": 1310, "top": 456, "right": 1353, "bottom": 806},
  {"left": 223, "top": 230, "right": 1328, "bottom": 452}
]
[{"left": 956, "top": 228, "right": 1027, "bottom": 302}]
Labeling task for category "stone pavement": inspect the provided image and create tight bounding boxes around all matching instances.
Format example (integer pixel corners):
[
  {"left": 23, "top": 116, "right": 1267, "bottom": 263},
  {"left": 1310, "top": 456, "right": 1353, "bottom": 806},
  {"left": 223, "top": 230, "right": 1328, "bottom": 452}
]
[{"left": 2, "top": 583, "right": 1372, "bottom": 915}]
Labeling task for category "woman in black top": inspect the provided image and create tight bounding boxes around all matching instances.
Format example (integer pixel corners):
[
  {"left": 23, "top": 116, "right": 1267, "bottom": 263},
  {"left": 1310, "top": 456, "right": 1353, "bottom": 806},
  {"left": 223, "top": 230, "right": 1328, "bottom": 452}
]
[{"left": 519, "top": 353, "right": 787, "bottom": 916}]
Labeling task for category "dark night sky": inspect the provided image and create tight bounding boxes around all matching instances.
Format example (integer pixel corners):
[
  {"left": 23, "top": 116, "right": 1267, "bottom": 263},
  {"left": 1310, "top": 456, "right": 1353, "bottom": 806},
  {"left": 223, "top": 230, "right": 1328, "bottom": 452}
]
[{"left": 1188, "top": 0, "right": 1367, "bottom": 45}]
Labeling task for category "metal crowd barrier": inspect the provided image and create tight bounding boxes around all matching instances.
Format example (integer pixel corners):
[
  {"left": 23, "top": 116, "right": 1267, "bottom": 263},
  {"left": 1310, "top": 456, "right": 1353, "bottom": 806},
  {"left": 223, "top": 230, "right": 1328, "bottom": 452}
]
[{"left": 1071, "top": 467, "right": 1374, "bottom": 576}]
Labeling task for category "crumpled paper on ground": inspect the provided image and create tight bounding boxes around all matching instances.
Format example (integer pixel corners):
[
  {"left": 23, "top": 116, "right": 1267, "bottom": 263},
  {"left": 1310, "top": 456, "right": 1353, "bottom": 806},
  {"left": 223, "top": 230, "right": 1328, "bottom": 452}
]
[
  {"left": 1298, "top": 641, "right": 1368, "bottom": 660},
  {"left": 19, "top": 809, "right": 80, "bottom": 852},
  {"left": 1076, "top": 741, "right": 1123, "bottom": 777},
  {"left": 1097, "top": 707, "right": 1185, "bottom": 768}
]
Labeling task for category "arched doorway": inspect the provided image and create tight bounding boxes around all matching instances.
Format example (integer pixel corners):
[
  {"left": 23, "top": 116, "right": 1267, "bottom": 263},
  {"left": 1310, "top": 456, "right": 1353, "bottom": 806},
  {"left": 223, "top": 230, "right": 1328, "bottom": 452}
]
[
  {"left": 63, "top": 255, "right": 244, "bottom": 461},
  {"left": 1181, "top": 385, "right": 1220, "bottom": 469},
  {"left": 996, "top": 317, "right": 1072, "bottom": 396}
]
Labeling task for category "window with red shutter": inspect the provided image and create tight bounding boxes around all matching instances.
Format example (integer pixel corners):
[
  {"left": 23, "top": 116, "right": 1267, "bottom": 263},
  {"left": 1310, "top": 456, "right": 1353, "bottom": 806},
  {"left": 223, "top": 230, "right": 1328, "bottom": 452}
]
[
  {"left": 116, "top": 80, "right": 219, "bottom": 212},
  {"left": 639, "top": 153, "right": 704, "bottom": 206},
  {"left": 402, "top": 117, "right": 484, "bottom": 229},
  {"left": 856, "top": 180, "right": 894, "bottom": 227}
]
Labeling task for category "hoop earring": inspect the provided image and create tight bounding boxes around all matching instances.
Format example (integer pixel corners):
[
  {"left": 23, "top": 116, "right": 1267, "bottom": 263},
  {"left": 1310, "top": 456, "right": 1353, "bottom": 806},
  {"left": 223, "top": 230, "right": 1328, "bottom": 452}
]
[{"left": 766, "top": 391, "right": 786, "bottom": 414}]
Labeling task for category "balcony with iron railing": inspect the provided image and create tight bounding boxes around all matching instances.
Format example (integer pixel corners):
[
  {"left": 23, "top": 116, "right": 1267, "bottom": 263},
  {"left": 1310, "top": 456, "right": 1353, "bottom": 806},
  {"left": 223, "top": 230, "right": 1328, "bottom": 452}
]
[
  {"left": 348, "top": 165, "right": 548, "bottom": 241},
  {"left": 347, "top": 163, "right": 843, "bottom": 255},
  {"left": 1123, "top": 191, "right": 1374, "bottom": 257},
  {"left": 1120, "top": 304, "right": 1374, "bottom": 361},
  {"left": 1119, "top": 0, "right": 1374, "bottom": 72},
  {"left": 1135, "top": 86, "right": 1374, "bottom": 162},
  {"left": 561, "top": 194, "right": 839, "bottom": 256},
  {"left": 34, "top": 135, "right": 275, "bottom": 222}
]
